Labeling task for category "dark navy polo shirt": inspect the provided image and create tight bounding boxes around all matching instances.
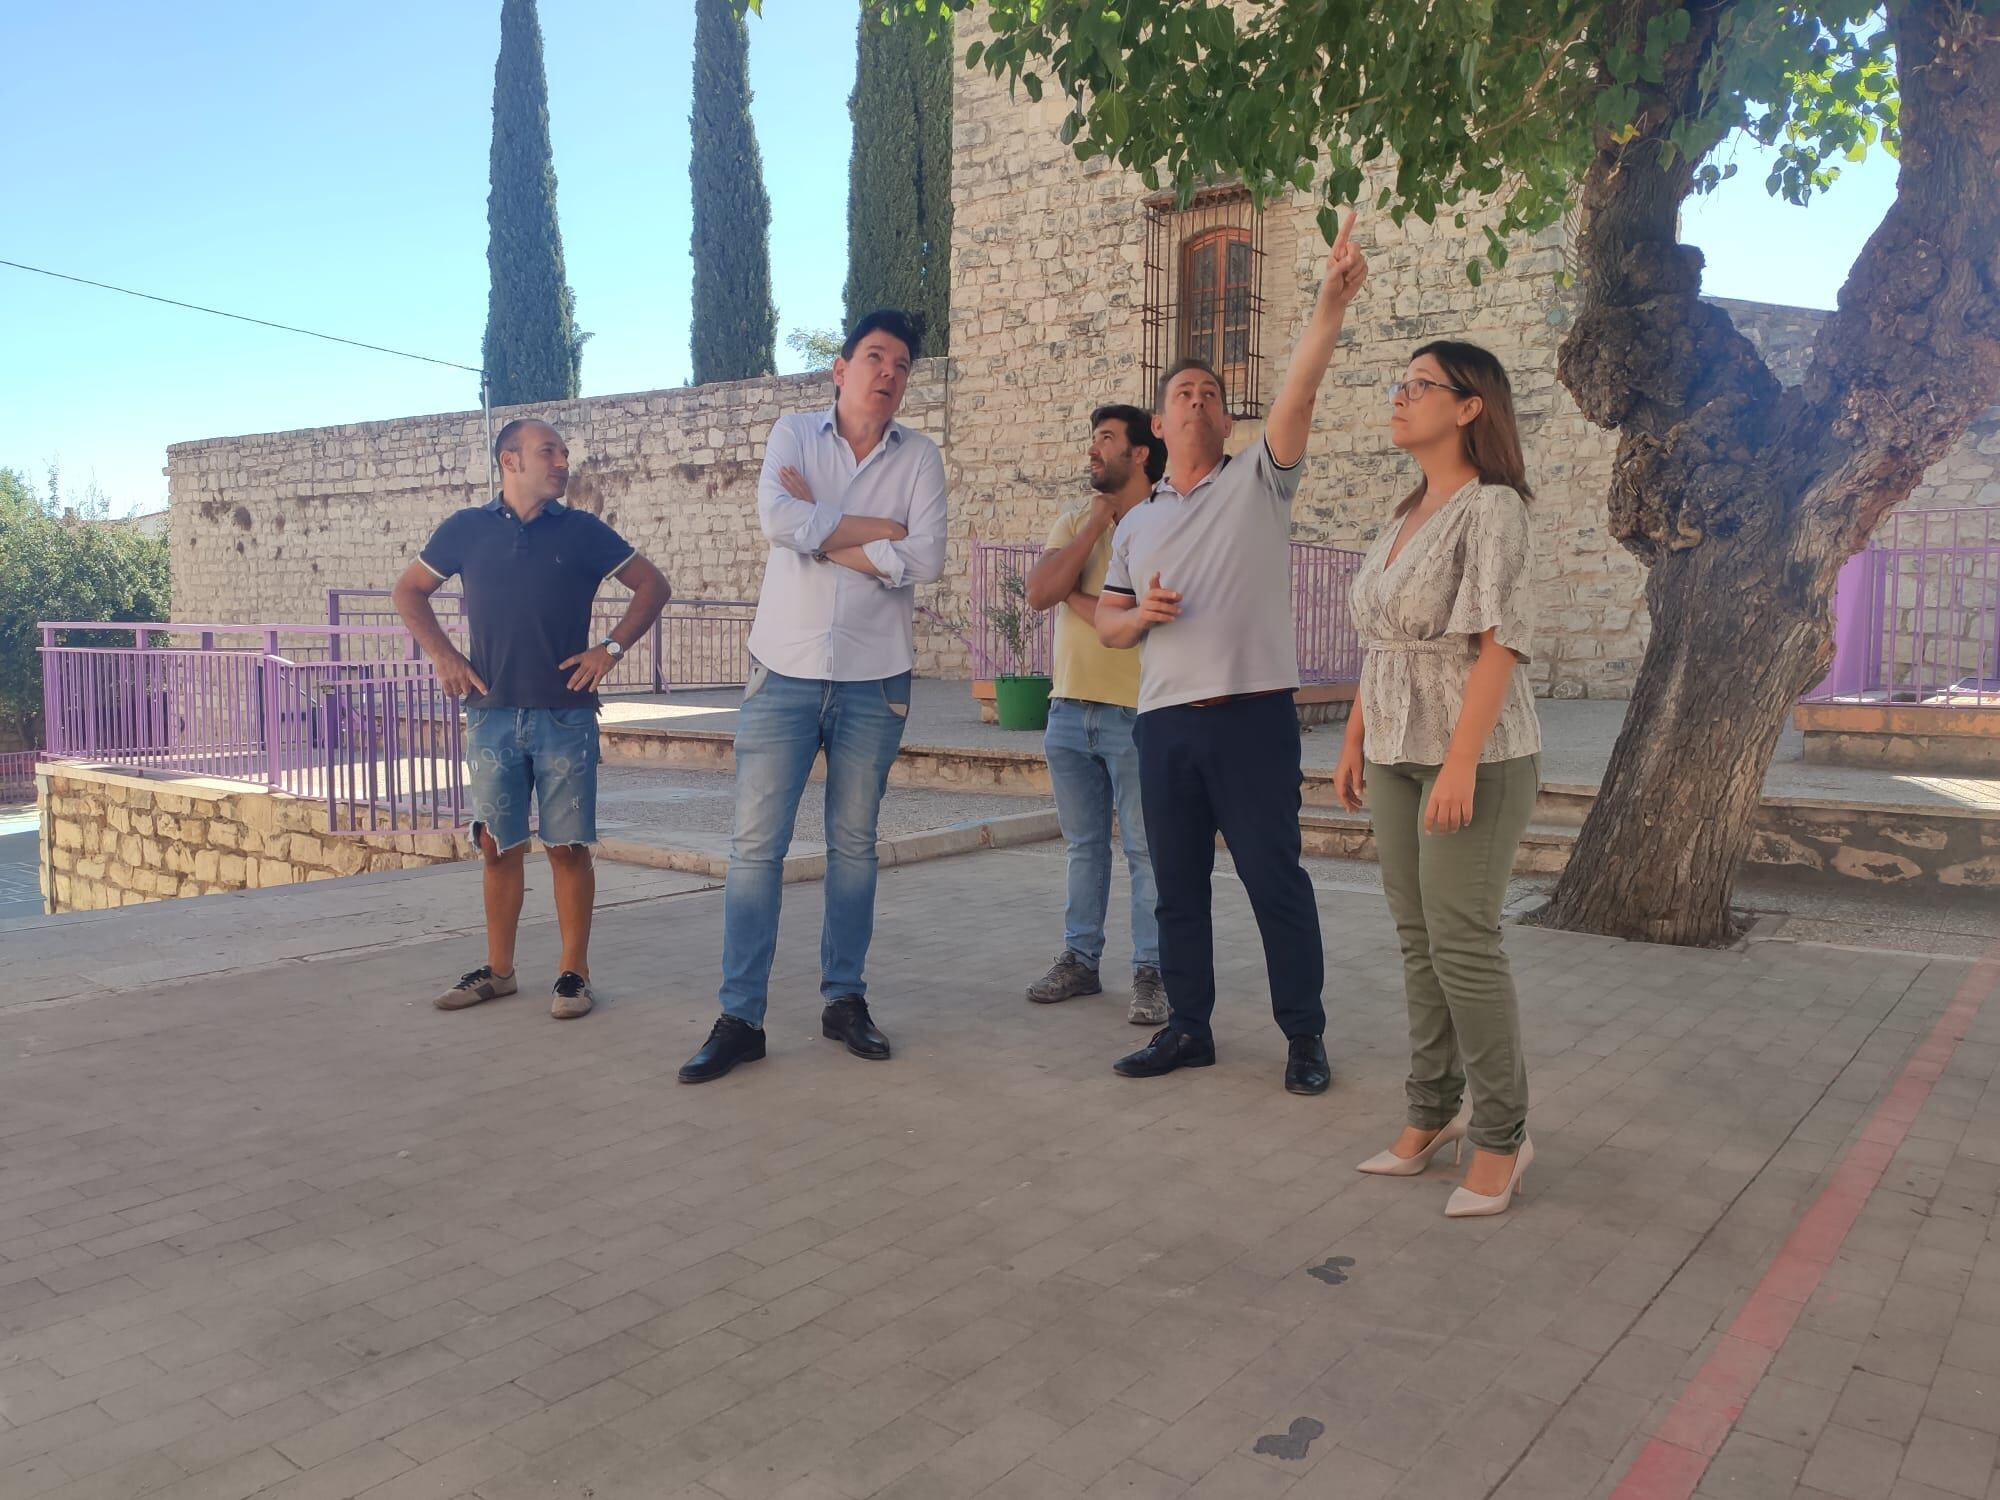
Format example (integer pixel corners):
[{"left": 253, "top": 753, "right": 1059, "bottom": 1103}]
[{"left": 417, "top": 497, "right": 636, "bottom": 710}]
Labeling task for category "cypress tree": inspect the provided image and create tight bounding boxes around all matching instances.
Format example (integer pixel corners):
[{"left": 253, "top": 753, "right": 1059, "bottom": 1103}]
[
  {"left": 482, "top": 0, "right": 583, "bottom": 406},
  {"left": 689, "top": 0, "right": 777, "bottom": 383},
  {"left": 845, "top": 10, "right": 952, "bottom": 357}
]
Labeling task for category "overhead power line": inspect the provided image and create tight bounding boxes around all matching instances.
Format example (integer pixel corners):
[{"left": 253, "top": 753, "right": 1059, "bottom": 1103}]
[{"left": 0, "top": 257, "right": 483, "bottom": 376}]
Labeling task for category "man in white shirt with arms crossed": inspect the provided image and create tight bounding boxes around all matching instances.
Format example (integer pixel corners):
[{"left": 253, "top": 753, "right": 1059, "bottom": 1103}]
[{"left": 679, "top": 310, "right": 948, "bottom": 1085}]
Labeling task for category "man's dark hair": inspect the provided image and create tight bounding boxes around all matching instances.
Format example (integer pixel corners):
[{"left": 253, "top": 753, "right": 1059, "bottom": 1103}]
[
  {"left": 1090, "top": 403, "right": 1166, "bottom": 484},
  {"left": 492, "top": 417, "right": 546, "bottom": 469},
  {"left": 841, "top": 309, "right": 922, "bottom": 362},
  {"left": 1155, "top": 356, "right": 1225, "bottom": 412}
]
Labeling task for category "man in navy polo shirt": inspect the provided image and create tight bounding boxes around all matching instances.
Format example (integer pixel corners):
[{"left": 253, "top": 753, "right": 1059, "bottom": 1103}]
[{"left": 394, "top": 418, "right": 671, "bottom": 1020}]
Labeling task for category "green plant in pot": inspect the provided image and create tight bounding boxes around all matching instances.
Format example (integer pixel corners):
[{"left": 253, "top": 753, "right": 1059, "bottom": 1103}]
[{"left": 984, "top": 569, "right": 1051, "bottom": 731}]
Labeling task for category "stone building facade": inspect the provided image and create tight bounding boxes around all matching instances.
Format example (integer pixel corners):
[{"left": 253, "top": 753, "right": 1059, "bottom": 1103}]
[{"left": 166, "top": 14, "right": 2000, "bottom": 697}]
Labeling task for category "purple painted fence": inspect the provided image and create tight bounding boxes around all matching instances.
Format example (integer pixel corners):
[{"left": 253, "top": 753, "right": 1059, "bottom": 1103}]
[
  {"left": 319, "top": 664, "right": 465, "bottom": 834},
  {"left": 969, "top": 544, "right": 1055, "bottom": 679},
  {"left": 1808, "top": 509, "right": 2000, "bottom": 707},
  {"left": 1291, "top": 541, "right": 1366, "bottom": 684},
  {"left": 327, "top": 588, "right": 760, "bottom": 691},
  {"left": 968, "top": 539, "right": 1366, "bottom": 685},
  {"left": 0, "top": 751, "right": 37, "bottom": 802},
  {"left": 38, "top": 623, "right": 465, "bottom": 833}
]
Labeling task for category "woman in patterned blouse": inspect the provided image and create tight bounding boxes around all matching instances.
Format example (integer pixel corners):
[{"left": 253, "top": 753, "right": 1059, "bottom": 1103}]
[{"left": 1336, "top": 341, "right": 1544, "bottom": 1218}]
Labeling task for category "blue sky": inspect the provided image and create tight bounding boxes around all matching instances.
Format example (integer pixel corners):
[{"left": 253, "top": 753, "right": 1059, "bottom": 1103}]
[{"left": 1, "top": 3, "right": 1898, "bottom": 516}]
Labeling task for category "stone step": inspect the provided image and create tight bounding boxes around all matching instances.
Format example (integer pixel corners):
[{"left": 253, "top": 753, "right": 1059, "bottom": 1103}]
[
  {"left": 1299, "top": 808, "right": 1579, "bottom": 874},
  {"left": 600, "top": 724, "right": 1998, "bottom": 890}
]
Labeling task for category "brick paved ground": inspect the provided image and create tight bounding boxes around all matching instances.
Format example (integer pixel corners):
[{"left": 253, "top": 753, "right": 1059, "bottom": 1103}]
[
  {"left": 0, "top": 809, "right": 41, "bottom": 921},
  {"left": 0, "top": 849, "right": 1993, "bottom": 1499}
]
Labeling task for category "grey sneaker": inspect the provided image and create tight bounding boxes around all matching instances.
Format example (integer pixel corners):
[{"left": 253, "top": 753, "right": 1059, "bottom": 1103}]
[
  {"left": 1128, "top": 966, "right": 1169, "bottom": 1026},
  {"left": 550, "top": 971, "right": 595, "bottom": 1020},
  {"left": 435, "top": 965, "right": 518, "bottom": 1011},
  {"left": 1026, "top": 951, "right": 1102, "bottom": 1005}
]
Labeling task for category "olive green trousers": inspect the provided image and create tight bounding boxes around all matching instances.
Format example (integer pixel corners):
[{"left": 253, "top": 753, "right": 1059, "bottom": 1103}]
[{"left": 1367, "top": 755, "right": 1539, "bottom": 1152}]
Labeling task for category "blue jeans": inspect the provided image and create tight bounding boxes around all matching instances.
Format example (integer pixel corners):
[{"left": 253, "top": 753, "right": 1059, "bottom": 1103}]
[
  {"left": 464, "top": 706, "right": 599, "bottom": 852},
  {"left": 1044, "top": 697, "right": 1158, "bottom": 972},
  {"left": 718, "top": 661, "right": 912, "bottom": 1026}
]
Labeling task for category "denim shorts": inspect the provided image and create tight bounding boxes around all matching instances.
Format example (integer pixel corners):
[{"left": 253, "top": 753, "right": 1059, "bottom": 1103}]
[{"left": 465, "top": 706, "right": 600, "bottom": 852}]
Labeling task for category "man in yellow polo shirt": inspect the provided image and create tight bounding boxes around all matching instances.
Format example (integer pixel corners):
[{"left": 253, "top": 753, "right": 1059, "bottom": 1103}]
[{"left": 1022, "top": 405, "right": 1167, "bottom": 1022}]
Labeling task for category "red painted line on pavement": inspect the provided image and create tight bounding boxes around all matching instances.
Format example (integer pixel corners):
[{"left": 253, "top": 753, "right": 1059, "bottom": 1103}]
[{"left": 1607, "top": 946, "right": 2000, "bottom": 1500}]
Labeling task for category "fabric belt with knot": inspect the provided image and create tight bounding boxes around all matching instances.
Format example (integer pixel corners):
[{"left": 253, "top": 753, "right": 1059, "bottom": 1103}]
[{"left": 1365, "top": 638, "right": 1470, "bottom": 655}]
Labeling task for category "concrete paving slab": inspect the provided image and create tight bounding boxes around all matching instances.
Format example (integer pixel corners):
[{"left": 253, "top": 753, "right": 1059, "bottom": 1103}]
[{"left": 0, "top": 849, "right": 1992, "bottom": 1498}]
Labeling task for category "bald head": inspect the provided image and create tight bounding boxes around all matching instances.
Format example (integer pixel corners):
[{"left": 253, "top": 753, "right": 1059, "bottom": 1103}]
[{"left": 494, "top": 419, "right": 570, "bottom": 508}]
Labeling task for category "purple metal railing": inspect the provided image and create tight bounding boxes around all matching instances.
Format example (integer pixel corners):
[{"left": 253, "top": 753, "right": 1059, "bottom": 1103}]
[
  {"left": 656, "top": 601, "right": 758, "bottom": 688},
  {"left": 0, "top": 750, "right": 37, "bottom": 802},
  {"left": 38, "top": 623, "right": 466, "bottom": 833},
  {"left": 968, "top": 538, "right": 1366, "bottom": 684},
  {"left": 1808, "top": 508, "right": 2000, "bottom": 707},
  {"left": 969, "top": 543, "right": 1056, "bottom": 679},
  {"left": 321, "top": 663, "right": 465, "bottom": 834},
  {"left": 1291, "top": 541, "right": 1366, "bottom": 684},
  {"left": 328, "top": 587, "right": 659, "bottom": 691},
  {"left": 328, "top": 588, "right": 760, "bottom": 692}
]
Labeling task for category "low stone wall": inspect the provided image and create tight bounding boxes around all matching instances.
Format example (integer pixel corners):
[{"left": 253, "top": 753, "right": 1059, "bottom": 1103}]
[
  {"left": 38, "top": 765, "right": 472, "bottom": 913},
  {"left": 1749, "top": 801, "right": 1999, "bottom": 889},
  {"left": 1795, "top": 703, "right": 2000, "bottom": 777}
]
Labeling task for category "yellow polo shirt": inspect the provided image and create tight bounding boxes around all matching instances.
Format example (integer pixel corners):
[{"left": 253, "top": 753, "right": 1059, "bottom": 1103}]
[{"left": 1046, "top": 504, "right": 1142, "bottom": 709}]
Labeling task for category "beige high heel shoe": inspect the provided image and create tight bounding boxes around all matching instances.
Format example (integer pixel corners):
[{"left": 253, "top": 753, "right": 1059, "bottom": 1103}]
[
  {"left": 1444, "top": 1136, "right": 1533, "bottom": 1218},
  {"left": 1355, "top": 1118, "right": 1468, "bottom": 1177}
]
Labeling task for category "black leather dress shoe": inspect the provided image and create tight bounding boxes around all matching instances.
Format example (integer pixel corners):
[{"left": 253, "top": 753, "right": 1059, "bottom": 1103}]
[
  {"left": 823, "top": 996, "right": 891, "bottom": 1059},
  {"left": 1113, "top": 1027, "right": 1217, "bottom": 1078},
  {"left": 678, "top": 1016, "right": 767, "bottom": 1084},
  {"left": 1285, "top": 1035, "right": 1331, "bottom": 1095}
]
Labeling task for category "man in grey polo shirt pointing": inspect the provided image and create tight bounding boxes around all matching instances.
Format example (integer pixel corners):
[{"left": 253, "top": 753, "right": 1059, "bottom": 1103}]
[{"left": 1097, "top": 214, "right": 1369, "bottom": 1094}]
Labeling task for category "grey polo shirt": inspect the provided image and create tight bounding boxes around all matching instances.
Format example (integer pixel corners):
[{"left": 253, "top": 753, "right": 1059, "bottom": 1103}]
[{"left": 1103, "top": 439, "right": 1303, "bottom": 713}]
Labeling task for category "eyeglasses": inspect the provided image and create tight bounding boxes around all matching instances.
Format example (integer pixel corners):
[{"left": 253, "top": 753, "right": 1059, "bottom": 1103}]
[{"left": 1386, "top": 378, "right": 1470, "bottom": 403}]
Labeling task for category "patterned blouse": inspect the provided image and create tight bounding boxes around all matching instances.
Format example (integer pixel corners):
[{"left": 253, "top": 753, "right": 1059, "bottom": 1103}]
[{"left": 1348, "top": 480, "right": 1543, "bottom": 767}]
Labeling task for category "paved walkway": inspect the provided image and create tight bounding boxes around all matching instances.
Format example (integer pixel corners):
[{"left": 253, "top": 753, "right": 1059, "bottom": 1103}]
[
  {"left": 597, "top": 769, "right": 1051, "bottom": 860},
  {"left": 601, "top": 685, "right": 2000, "bottom": 814},
  {"left": 1, "top": 851, "right": 1995, "bottom": 1499},
  {"left": 0, "top": 808, "right": 41, "bottom": 921}
]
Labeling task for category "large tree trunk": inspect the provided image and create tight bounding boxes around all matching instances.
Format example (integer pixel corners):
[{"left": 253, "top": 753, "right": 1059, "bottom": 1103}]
[
  {"left": 1540, "top": 538, "right": 1829, "bottom": 945},
  {"left": 1537, "top": 0, "right": 2000, "bottom": 946}
]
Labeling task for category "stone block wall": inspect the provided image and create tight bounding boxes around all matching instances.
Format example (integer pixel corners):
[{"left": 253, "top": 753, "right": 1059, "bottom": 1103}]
[
  {"left": 167, "top": 365, "right": 964, "bottom": 673},
  {"left": 1719, "top": 296, "right": 2000, "bottom": 511},
  {"left": 39, "top": 766, "right": 471, "bottom": 914},
  {"left": 165, "top": 15, "right": 2000, "bottom": 698},
  {"left": 945, "top": 12, "right": 1634, "bottom": 695}
]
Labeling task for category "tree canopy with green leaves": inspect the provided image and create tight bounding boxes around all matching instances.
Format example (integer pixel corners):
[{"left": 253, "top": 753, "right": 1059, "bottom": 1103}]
[
  {"left": 861, "top": 0, "right": 2000, "bottom": 946},
  {"left": 938, "top": 0, "right": 1905, "bottom": 283},
  {"left": 0, "top": 470, "right": 170, "bottom": 749}
]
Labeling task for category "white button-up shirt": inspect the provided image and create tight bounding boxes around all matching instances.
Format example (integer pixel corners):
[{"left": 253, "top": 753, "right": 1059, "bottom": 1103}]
[{"left": 745, "top": 407, "right": 949, "bottom": 681}]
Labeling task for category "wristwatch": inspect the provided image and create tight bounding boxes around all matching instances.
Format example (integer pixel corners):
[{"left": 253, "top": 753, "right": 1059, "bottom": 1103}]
[{"left": 599, "top": 638, "right": 624, "bottom": 660}]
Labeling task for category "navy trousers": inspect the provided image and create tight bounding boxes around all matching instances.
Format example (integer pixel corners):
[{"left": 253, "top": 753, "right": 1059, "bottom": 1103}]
[{"left": 1135, "top": 691, "right": 1326, "bottom": 1045}]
